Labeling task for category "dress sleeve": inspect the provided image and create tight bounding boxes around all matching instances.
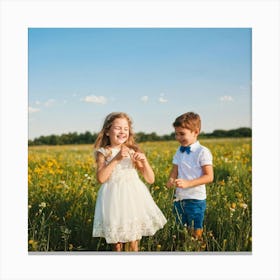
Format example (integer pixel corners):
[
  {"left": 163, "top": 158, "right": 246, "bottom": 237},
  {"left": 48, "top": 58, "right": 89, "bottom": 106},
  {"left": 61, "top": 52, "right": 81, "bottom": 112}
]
[{"left": 94, "top": 147, "right": 107, "bottom": 158}]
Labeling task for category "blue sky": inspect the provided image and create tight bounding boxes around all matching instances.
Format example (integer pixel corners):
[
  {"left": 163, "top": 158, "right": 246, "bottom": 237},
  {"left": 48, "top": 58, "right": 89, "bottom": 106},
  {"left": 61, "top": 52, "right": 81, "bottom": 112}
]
[{"left": 28, "top": 28, "right": 251, "bottom": 140}]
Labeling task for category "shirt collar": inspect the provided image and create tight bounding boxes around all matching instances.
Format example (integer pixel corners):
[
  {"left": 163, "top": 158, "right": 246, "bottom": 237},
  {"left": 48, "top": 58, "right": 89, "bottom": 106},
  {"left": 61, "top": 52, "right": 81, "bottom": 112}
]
[{"left": 188, "top": 141, "right": 200, "bottom": 152}]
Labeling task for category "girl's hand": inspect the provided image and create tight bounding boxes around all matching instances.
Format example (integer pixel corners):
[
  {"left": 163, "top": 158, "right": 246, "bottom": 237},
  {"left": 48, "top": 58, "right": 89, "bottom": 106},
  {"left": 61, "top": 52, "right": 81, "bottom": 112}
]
[
  {"left": 131, "top": 151, "right": 154, "bottom": 184},
  {"left": 116, "top": 145, "right": 130, "bottom": 160},
  {"left": 132, "top": 152, "right": 147, "bottom": 163},
  {"left": 175, "top": 178, "right": 190, "bottom": 188}
]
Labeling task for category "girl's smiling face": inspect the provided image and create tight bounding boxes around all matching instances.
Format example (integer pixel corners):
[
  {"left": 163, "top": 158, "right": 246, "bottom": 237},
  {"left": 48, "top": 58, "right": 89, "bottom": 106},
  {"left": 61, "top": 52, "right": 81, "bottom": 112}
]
[
  {"left": 107, "top": 118, "right": 130, "bottom": 147},
  {"left": 174, "top": 126, "right": 199, "bottom": 147}
]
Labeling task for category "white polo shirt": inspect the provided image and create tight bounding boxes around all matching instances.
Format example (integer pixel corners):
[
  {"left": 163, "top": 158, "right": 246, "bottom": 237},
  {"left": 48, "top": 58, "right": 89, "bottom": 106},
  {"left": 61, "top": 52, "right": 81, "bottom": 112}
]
[{"left": 172, "top": 141, "right": 213, "bottom": 200}]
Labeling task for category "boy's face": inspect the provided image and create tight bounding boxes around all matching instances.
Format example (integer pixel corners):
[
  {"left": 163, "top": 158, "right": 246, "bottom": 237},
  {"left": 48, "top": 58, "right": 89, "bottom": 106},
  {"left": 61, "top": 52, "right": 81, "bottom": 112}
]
[{"left": 174, "top": 126, "right": 199, "bottom": 147}]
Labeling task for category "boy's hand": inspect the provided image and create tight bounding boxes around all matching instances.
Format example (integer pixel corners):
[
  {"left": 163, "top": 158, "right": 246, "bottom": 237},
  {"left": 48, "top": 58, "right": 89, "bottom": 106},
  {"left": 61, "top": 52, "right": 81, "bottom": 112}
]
[
  {"left": 175, "top": 178, "right": 190, "bottom": 188},
  {"left": 166, "top": 178, "right": 176, "bottom": 188}
]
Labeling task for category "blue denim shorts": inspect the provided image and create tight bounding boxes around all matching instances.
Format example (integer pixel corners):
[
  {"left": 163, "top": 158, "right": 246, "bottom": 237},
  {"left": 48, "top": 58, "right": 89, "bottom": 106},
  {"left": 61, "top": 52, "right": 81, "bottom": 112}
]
[{"left": 173, "top": 199, "right": 206, "bottom": 230}]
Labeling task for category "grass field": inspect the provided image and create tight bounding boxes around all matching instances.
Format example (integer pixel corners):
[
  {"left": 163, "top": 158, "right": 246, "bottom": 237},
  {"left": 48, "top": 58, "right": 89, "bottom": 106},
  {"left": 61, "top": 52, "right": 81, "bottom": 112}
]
[{"left": 28, "top": 138, "right": 252, "bottom": 252}]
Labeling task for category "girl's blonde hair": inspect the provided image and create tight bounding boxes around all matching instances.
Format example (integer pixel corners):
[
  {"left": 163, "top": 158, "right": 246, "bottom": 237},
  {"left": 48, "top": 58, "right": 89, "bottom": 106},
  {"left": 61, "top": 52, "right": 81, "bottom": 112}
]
[{"left": 94, "top": 112, "right": 139, "bottom": 151}]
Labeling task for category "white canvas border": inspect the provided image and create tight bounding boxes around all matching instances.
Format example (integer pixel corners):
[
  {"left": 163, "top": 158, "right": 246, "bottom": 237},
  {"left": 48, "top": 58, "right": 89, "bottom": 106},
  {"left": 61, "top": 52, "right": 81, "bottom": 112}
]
[{"left": 1, "top": 0, "right": 279, "bottom": 279}]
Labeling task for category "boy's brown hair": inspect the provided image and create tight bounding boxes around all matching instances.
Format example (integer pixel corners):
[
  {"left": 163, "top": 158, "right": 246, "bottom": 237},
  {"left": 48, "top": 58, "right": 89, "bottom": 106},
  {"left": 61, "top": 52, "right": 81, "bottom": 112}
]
[{"left": 173, "top": 112, "right": 201, "bottom": 132}]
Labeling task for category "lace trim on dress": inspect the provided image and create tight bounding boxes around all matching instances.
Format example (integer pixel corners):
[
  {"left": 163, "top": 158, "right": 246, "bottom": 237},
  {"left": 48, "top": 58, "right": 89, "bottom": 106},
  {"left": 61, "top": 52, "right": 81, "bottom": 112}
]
[{"left": 93, "top": 215, "right": 166, "bottom": 243}]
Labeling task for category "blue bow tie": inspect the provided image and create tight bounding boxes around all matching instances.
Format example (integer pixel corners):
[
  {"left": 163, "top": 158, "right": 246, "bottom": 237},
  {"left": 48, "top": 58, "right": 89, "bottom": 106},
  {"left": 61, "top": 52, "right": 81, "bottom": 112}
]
[{"left": 180, "top": 145, "right": 191, "bottom": 154}]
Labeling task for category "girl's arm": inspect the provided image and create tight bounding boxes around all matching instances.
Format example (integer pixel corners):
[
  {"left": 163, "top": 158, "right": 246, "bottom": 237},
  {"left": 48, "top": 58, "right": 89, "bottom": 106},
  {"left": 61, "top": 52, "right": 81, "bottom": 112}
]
[
  {"left": 132, "top": 152, "right": 155, "bottom": 184},
  {"left": 96, "top": 146, "right": 130, "bottom": 183},
  {"left": 166, "top": 164, "right": 178, "bottom": 188},
  {"left": 175, "top": 164, "right": 214, "bottom": 188}
]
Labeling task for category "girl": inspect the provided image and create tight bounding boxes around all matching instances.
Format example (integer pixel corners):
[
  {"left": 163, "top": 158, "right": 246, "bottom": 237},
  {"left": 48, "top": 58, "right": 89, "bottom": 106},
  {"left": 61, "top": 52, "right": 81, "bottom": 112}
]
[{"left": 92, "top": 112, "right": 167, "bottom": 251}]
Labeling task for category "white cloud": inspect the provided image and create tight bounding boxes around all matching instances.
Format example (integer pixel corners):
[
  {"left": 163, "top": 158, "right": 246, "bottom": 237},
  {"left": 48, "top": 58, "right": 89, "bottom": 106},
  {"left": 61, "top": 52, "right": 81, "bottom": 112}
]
[
  {"left": 82, "top": 95, "right": 107, "bottom": 104},
  {"left": 28, "top": 106, "right": 40, "bottom": 113},
  {"left": 159, "top": 93, "right": 168, "bottom": 103},
  {"left": 220, "top": 95, "right": 233, "bottom": 102},
  {"left": 141, "top": 96, "right": 148, "bottom": 102},
  {"left": 44, "top": 99, "right": 55, "bottom": 107},
  {"left": 159, "top": 97, "right": 168, "bottom": 103}
]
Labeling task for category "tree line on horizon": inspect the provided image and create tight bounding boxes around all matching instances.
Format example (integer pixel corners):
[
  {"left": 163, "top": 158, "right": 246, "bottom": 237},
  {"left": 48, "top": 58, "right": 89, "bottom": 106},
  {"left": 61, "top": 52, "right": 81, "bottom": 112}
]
[{"left": 28, "top": 127, "right": 252, "bottom": 146}]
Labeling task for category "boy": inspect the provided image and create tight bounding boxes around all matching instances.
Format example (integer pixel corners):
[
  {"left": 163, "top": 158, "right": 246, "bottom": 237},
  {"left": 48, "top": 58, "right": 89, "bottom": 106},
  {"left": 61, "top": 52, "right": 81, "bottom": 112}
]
[{"left": 166, "top": 112, "right": 214, "bottom": 239}]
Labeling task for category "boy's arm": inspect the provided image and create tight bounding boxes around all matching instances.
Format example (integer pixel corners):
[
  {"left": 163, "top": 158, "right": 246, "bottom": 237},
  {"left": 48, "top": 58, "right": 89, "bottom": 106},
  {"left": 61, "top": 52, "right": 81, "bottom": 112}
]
[
  {"left": 175, "top": 164, "right": 213, "bottom": 189},
  {"left": 166, "top": 164, "right": 178, "bottom": 188}
]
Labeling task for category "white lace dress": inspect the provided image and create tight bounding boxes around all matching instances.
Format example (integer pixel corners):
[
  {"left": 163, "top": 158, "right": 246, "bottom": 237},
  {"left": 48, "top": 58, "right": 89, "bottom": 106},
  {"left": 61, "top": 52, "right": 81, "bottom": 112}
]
[{"left": 92, "top": 147, "right": 167, "bottom": 244}]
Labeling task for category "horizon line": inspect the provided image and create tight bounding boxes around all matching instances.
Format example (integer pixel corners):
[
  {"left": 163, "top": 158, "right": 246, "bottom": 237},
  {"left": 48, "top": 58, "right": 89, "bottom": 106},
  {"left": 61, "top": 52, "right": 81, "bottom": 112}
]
[{"left": 28, "top": 126, "right": 252, "bottom": 141}]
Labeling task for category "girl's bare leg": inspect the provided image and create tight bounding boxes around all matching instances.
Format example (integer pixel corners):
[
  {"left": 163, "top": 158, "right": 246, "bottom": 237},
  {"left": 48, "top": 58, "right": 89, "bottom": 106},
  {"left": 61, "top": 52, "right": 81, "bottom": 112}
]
[
  {"left": 129, "top": 240, "right": 138, "bottom": 252},
  {"left": 113, "top": 242, "right": 123, "bottom": 251}
]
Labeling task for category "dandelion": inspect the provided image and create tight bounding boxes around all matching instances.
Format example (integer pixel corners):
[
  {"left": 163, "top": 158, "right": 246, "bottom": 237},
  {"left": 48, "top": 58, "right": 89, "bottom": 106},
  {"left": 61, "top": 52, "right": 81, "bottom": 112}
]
[
  {"left": 229, "top": 203, "right": 236, "bottom": 217},
  {"left": 28, "top": 174, "right": 32, "bottom": 184},
  {"left": 200, "top": 243, "right": 207, "bottom": 250},
  {"left": 222, "top": 239, "right": 227, "bottom": 250},
  {"left": 48, "top": 169, "right": 55, "bottom": 175},
  {"left": 29, "top": 240, "right": 38, "bottom": 250},
  {"left": 239, "top": 202, "right": 248, "bottom": 209},
  {"left": 39, "top": 202, "right": 47, "bottom": 208},
  {"left": 219, "top": 180, "right": 225, "bottom": 186},
  {"left": 34, "top": 167, "right": 42, "bottom": 174},
  {"left": 235, "top": 192, "right": 243, "bottom": 199}
]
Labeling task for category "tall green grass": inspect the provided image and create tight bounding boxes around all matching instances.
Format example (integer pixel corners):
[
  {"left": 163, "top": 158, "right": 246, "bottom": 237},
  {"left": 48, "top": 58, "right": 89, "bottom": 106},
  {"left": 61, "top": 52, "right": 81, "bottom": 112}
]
[{"left": 28, "top": 139, "right": 252, "bottom": 252}]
